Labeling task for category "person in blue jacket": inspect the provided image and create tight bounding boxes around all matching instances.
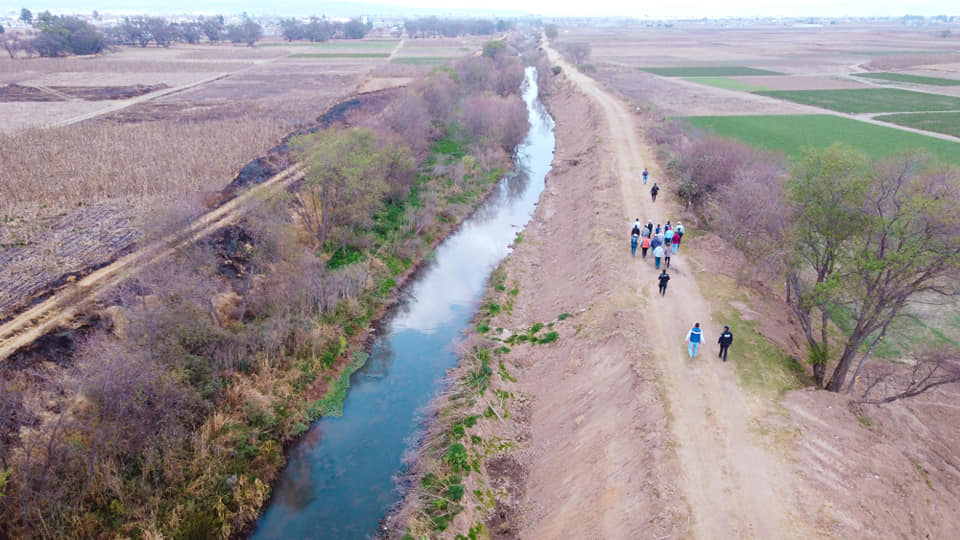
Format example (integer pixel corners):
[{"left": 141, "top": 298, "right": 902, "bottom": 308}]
[{"left": 685, "top": 322, "right": 704, "bottom": 358}]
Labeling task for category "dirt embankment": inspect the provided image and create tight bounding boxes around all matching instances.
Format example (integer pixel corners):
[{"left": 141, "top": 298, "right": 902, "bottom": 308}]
[
  {"left": 396, "top": 44, "right": 960, "bottom": 540},
  {"left": 485, "top": 76, "right": 691, "bottom": 537}
]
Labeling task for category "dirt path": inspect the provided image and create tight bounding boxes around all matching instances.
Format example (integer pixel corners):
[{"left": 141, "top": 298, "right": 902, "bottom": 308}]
[
  {"left": 512, "top": 43, "right": 807, "bottom": 538},
  {"left": 0, "top": 165, "right": 303, "bottom": 362}
]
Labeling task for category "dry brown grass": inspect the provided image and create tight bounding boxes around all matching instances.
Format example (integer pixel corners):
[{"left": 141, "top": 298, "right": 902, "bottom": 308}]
[
  {"left": 0, "top": 117, "right": 291, "bottom": 218},
  {"left": 868, "top": 53, "right": 960, "bottom": 71},
  {"left": 0, "top": 57, "right": 253, "bottom": 75}
]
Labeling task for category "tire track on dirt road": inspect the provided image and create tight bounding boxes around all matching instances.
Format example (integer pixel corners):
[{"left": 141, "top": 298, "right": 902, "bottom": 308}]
[
  {"left": 0, "top": 164, "right": 304, "bottom": 362},
  {"left": 544, "top": 43, "right": 808, "bottom": 539}
]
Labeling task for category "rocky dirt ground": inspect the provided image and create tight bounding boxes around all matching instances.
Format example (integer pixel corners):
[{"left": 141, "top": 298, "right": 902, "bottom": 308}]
[{"left": 465, "top": 43, "right": 960, "bottom": 539}]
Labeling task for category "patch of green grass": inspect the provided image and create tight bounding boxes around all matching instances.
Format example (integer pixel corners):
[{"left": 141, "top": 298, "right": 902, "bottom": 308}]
[
  {"left": 431, "top": 127, "right": 470, "bottom": 158},
  {"left": 498, "top": 361, "right": 516, "bottom": 382},
  {"left": 289, "top": 52, "right": 391, "bottom": 58},
  {"left": 443, "top": 443, "right": 471, "bottom": 474},
  {"left": 684, "top": 77, "right": 772, "bottom": 92},
  {"left": 852, "top": 72, "right": 960, "bottom": 86},
  {"left": 641, "top": 66, "right": 783, "bottom": 77},
  {"left": 261, "top": 40, "right": 398, "bottom": 49},
  {"left": 875, "top": 111, "right": 960, "bottom": 138},
  {"left": 391, "top": 56, "right": 454, "bottom": 65},
  {"left": 687, "top": 114, "right": 960, "bottom": 165},
  {"left": 913, "top": 460, "right": 934, "bottom": 489},
  {"left": 315, "top": 351, "right": 370, "bottom": 417},
  {"left": 536, "top": 331, "right": 559, "bottom": 344},
  {"left": 827, "top": 297, "right": 960, "bottom": 361},
  {"left": 713, "top": 303, "right": 810, "bottom": 397},
  {"left": 464, "top": 349, "right": 493, "bottom": 394},
  {"left": 754, "top": 88, "right": 960, "bottom": 113}
]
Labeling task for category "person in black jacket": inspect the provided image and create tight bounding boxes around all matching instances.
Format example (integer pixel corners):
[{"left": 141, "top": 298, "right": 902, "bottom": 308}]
[
  {"left": 718, "top": 326, "right": 734, "bottom": 362},
  {"left": 657, "top": 270, "right": 670, "bottom": 296},
  {"left": 650, "top": 183, "right": 660, "bottom": 202}
]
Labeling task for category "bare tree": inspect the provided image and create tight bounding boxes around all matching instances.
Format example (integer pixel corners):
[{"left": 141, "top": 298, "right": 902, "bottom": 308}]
[
  {"left": 854, "top": 348, "right": 960, "bottom": 404},
  {"left": 559, "top": 41, "right": 590, "bottom": 65}
]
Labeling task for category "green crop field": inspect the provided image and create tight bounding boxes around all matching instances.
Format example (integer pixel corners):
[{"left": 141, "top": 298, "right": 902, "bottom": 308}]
[
  {"left": 684, "top": 77, "right": 772, "bottom": 92},
  {"left": 687, "top": 114, "right": 960, "bottom": 164},
  {"left": 852, "top": 72, "right": 960, "bottom": 86},
  {"left": 261, "top": 40, "right": 399, "bottom": 49},
  {"left": 754, "top": 88, "right": 960, "bottom": 113},
  {"left": 640, "top": 66, "right": 783, "bottom": 77},
  {"left": 875, "top": 112, "right": 960, "bottom": 138},
  {"left": 390, "top": 57, "right": 453, "bottom": 64},
  {"left": 288, "top": 53, "right": 391, "bottom": 58}
]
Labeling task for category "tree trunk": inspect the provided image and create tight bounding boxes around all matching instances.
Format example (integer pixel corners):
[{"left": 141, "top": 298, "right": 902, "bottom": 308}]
[
  {"left": 813, "top": 361, "right": 826, "bottom": 387},
  {"left": 846, "top": 309, "right": 897, "bottom": 394},
  {"left": 826, "top": 344, "right": 860, "bottom": 392}
]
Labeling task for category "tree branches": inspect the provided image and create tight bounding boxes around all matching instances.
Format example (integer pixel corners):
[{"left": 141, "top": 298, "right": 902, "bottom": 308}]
[{"left": 784, "top": 145, "right": 960, "bottom": 391}]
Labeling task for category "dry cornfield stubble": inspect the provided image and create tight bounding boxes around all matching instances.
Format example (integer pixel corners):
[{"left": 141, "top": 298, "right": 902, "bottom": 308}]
[
  {"left": 0, "top": 43, "right": 396, "bottom": 322},
  {"left": 0, "top": 117, "right": 290, "bottom": 219}
]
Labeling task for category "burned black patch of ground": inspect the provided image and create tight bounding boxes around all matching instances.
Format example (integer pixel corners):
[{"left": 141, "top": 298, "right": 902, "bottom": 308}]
[
  {"left": 208, "top": 224, "right": 254, "bottom": 280},
  {"left": 485, "top": 454, "right": 527, "bottom": 539},
  {"left": 0, "top": 83, "right": 167, "bottom": 102},
  {"left": 219, "top": 87, "right": 401, "bottom": 200}
]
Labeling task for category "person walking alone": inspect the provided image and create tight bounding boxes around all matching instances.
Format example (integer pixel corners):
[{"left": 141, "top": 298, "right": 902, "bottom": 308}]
[
  {"left": 642, "top": 167, "right": 649, "bottom": 184},
  {"left": 657, "top": 269, "right": 670, "bottom": 296},
  {"left": 718, "top": 326, "right": 733, "bottom": 362},
  {"left": 653, "top": 244, "right": 665, "bottom": 269},
  {"left": 651, "top": 183, "right": 660, "bottom": 202},
  {"left": 685, "top": 322, "right": 704, "bottom": 358}
]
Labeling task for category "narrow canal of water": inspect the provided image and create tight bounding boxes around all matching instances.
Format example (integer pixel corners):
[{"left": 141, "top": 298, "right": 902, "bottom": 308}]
[{"left": 252, "top": 67, "right": 555, "bottom": 539}]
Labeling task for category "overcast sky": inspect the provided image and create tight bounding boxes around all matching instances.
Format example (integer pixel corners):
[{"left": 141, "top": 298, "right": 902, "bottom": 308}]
[{"left": 5, "top": 0, "right": 958, "bottom": 18}]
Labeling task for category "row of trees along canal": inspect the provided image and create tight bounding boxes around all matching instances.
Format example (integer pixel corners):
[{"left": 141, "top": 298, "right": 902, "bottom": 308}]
[
  {"left": 0, "top": 32, "right": 553, "bottom": 539},
  {"left": 662, "top": 130, "right": 960, "bottom": 398}
]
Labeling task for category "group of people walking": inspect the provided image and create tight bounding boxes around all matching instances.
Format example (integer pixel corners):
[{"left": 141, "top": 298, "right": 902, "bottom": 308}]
[
  {"left": 629, "top": 218, "right": 684, "bottom": 270},
  {"left": 632, "top": 167, "right": 733, "bottom": 362}
]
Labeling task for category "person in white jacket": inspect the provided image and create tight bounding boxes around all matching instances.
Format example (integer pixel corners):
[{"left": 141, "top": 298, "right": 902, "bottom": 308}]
[{"left": 652, "top": 244, "right": 665, "bottom": 269}]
